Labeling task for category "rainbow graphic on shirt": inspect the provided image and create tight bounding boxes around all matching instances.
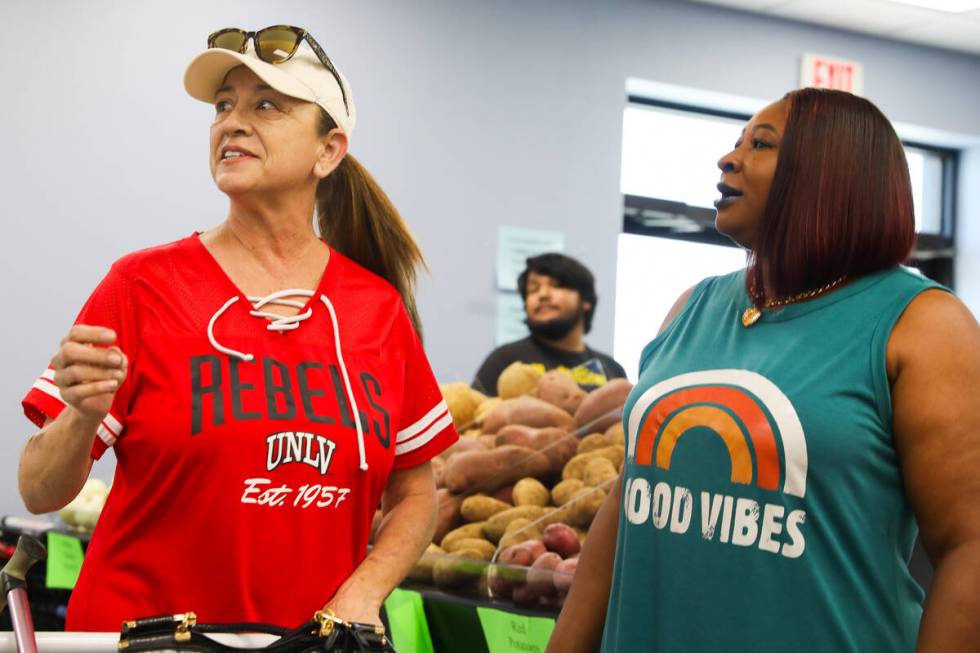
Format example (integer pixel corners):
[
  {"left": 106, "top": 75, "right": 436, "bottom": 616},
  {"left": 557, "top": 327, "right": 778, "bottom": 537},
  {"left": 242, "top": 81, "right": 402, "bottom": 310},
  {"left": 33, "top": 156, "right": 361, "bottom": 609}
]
[
  {"left": 622, "top": 369, "right": 809, "bottom": 559},
  {"left": 627, "top": 369, "right": 808, "bottom": 498}
]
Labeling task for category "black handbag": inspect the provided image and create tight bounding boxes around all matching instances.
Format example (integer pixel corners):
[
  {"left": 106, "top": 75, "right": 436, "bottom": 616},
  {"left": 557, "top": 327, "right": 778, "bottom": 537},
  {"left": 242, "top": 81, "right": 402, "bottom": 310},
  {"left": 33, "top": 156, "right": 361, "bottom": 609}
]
[{"left": 117, "top": 610, "right": 394, "bottom": 652}]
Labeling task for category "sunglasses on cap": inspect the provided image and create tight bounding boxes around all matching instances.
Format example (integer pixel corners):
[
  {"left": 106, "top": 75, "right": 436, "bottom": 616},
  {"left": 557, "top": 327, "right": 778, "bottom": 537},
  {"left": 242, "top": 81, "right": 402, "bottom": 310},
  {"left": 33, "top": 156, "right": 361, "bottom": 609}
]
[{"left": 207, "top": 25, "right": 350, "bottom": 116}]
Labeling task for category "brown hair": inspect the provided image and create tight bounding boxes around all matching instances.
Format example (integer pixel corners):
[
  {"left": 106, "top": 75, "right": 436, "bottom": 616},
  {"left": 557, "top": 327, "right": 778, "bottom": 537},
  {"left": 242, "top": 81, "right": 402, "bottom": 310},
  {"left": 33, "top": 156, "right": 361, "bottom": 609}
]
[
  {"left": 749, "top": 88, "right": 916, "bottom": 305},
  {"left": 315, "top": 110, "right": 427, "bottom": 336}
]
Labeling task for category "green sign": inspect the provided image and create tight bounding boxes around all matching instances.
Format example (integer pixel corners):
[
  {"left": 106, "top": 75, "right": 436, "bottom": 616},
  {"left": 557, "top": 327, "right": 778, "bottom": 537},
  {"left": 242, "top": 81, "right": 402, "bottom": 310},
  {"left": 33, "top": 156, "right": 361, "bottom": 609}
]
[
  {"left": 477, "top": 607, "right": 555, "bottom": 653},
  {"left": 45, "top": 532, "right": 84, "bottom": 590},
  {"left": 384, "top": 588, "right": 434, "bottom": 653}
]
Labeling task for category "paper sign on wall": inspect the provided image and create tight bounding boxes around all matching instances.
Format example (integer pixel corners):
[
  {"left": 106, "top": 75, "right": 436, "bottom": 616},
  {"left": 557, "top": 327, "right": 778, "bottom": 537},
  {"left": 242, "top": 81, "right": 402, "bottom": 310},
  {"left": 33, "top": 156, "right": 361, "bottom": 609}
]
[
  {"left": 801, "top": 53, "right": 864, "bottom": 95},
  {"left": 496, "top": 292, "right": 530, "bottom": 346},
  {"left": 496, "top": 226, "right": 565, "bottom": 292}
]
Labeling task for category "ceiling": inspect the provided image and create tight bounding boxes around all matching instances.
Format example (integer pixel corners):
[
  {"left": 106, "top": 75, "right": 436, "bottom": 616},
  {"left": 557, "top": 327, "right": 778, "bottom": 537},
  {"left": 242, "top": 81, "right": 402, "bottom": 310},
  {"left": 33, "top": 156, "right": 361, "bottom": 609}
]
[{"left": 686, "top": 0, "right": 980, "bottom": 56}]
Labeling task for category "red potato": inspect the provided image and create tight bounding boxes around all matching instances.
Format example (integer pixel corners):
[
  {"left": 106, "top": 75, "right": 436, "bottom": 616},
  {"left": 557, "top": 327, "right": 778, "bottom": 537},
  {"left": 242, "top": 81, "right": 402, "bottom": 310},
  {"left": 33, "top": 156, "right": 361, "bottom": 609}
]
[
  {"left": 490, "top": 544, "right": 533, "bottom": 598},
  {"left": 526, "top": 551, "right": 562, "bottom": 598},
  {"left": 444, "top": 445, "right": 551, "bottom": 494},
  {"left": 518, "top": 539, "right": 547, "bottom": 560},
  {"left": 499, "top": 543, "right": 535, "bottom": 567},
  {"left": 553, "top": 558, "right": 578, "bottom": 593},
  {"left": 512, "top": 584, "right": 535, "bottom": 605},
  {"left": 482, "top": 396, "right": 576, "bottom": 434},
  {"left": 574, "top": 379, "right": 634, "bottom": 430},
  {"left": 543, "top": 523, "right": 581, "bottom": 559},
  {"left": 489, "top": 571, "right": 513, "bottom": 599}
]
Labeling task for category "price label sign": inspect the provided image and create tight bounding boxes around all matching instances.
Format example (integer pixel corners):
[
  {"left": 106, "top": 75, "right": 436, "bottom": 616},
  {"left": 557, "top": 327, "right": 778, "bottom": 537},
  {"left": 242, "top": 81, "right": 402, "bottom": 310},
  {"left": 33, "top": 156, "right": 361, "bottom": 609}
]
[
  {"left": 384, "top": 589, "right": 434, "bottom": 653},
  {"left": 45, "top": 532, "right": 84, "bottom": 590},
  {"left": 477, "top": 607, "right": 555, "bottom": 653}
]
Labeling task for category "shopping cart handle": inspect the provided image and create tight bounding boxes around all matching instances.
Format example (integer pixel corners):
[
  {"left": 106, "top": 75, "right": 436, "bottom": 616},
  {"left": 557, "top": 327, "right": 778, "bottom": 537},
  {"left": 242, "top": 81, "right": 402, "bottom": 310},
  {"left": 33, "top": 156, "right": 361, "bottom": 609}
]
[{"left": 0, "top": 535, "right": 47, "bottom": 615}]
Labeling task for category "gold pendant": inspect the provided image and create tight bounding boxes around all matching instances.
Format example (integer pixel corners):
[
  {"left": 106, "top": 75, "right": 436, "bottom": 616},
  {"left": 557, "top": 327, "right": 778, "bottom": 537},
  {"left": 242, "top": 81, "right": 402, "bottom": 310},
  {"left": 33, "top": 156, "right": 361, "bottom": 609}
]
[{"left": 742, "top": 307, "right": 761, "bottom": 327}]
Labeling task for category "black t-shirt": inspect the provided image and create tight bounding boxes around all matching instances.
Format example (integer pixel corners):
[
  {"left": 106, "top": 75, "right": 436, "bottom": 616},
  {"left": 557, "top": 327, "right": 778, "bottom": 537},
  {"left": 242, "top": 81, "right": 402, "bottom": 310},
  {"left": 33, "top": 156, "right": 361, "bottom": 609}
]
[{"left": 472, "top": 336, "right": 628, "bottom": 395}]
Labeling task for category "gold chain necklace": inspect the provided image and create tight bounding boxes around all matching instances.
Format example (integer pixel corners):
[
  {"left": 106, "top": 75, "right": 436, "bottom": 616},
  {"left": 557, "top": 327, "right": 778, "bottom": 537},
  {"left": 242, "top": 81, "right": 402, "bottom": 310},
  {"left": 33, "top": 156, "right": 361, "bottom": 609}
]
[{"left": 741, "top": 275, "right": 848, "bottom": 327}]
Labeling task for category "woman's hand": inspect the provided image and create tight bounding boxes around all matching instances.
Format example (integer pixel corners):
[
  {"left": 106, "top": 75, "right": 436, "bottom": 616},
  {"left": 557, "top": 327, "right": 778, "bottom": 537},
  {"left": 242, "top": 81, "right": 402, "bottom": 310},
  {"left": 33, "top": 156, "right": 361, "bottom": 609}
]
[
  {"left": 321, "top": 462, "right": 438, "bottom": 629},
  {"left": 51, "top": 325, "right": 127, "bottom": 421},
  {"left": 322, "top": 594, "right": 383, "bottom": 627}
]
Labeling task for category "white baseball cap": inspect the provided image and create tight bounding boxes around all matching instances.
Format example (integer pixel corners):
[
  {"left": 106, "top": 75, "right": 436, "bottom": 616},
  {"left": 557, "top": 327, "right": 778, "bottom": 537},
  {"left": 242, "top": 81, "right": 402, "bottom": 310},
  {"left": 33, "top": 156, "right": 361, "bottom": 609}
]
[{"left": 184, "top": 45, "right": 356, "bottom": 136}]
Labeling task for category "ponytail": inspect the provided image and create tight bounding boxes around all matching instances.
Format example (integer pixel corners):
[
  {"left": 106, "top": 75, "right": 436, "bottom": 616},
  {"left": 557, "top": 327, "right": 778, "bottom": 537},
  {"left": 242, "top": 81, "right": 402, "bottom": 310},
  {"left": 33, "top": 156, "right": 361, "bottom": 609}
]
[{"left": 315, "top": 110, "right": 427, "bottom": 338}]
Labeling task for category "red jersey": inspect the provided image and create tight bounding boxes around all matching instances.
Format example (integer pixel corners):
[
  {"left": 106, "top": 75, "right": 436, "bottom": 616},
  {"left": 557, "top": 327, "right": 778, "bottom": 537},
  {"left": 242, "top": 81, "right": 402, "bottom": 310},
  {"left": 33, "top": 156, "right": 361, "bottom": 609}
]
[{"left": 22, "top": 234, "right": 457, "bottom": 631}]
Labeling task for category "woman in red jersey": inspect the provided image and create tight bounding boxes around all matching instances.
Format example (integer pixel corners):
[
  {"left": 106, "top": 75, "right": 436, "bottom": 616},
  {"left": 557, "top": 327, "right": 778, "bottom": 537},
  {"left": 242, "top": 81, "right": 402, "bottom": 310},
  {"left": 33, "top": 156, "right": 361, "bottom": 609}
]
[{"left": 18, "top": 26, "right": 457, "bottom": 631}]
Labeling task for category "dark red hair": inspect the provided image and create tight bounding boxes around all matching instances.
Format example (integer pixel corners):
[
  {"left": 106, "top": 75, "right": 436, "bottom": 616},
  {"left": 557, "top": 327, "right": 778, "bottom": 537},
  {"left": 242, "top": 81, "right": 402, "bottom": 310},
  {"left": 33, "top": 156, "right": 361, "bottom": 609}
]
[{"left": 749, "top": 88, "right": 916, "bottom": 304}]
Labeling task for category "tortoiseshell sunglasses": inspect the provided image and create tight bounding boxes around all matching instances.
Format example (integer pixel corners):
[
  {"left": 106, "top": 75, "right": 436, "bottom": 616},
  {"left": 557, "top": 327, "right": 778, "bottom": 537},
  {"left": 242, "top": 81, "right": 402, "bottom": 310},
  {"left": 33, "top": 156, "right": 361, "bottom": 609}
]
[{"left": 207, "top": 25, "right": 350, "bottom": 115}]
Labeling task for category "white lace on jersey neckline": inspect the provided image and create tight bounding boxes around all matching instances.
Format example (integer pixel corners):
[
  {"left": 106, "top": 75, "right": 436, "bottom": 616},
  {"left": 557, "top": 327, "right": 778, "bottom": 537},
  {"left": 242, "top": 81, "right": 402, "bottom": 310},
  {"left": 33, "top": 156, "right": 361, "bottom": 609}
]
[{"left": 207, "top": 290, "right": 369, "bottom": 471}]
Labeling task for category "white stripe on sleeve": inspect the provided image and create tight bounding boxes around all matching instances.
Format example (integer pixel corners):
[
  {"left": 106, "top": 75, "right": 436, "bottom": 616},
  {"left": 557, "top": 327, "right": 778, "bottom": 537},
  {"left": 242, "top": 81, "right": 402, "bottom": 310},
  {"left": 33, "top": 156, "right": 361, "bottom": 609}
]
[
  {"left": 395, "top": 412, "right": 453, "bottom": 456},
  {"left": 31, "top": 380, "right": 65, "bottom": 404},
  {"left": 396, "top": 400, "right": 449, "bottom": 444}
]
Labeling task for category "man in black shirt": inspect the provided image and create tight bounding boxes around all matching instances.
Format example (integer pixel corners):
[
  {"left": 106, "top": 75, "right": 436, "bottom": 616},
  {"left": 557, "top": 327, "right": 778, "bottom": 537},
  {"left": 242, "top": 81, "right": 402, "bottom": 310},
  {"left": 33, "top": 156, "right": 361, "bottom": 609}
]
[{"left": 473, "top": 253, "right": 627, "bottom": 395}]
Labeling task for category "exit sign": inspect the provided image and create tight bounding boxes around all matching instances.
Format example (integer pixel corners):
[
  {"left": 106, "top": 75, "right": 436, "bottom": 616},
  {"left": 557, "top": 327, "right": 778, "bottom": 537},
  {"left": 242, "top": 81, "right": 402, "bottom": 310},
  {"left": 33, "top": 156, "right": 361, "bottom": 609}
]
[{"left": 801, "top": 53, "right": 864, "bottom": 95}]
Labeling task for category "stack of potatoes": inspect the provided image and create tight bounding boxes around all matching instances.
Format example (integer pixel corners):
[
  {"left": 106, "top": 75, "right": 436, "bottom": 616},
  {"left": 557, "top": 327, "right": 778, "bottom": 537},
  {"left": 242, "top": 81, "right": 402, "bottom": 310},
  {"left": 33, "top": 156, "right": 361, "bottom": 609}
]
[{"left": 410, "top": 364, "right": 633, "bottom": 606}]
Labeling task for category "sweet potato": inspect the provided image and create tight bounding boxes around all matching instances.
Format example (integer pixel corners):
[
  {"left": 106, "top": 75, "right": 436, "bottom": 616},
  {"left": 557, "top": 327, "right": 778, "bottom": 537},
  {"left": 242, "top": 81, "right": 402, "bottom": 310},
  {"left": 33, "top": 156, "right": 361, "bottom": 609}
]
[
  {"left": 474, "top": 397, "right": 503, "bottom": 424},
  {"left": 512, "top": 478, "right": 550, "bottom": 507},
  {"left": 543, "top": 523, "right": 581, "bottom": 558},
  {"left": 438, "top": 436, "right": 491, "bottom": 463},
  {"left": 434, "top": 489, "right": 463, "bottom": 544},
  {"left": 496, "top": 426, "right": 577, "bottom": 475},
  {"left": 535, "top": 370, "right": 586, "bottom": 415},
  {"left": 482, "top": 396, "right": 576, "bottom": 434},
  {"left": 553, "top": 558, "right": 578, "bottom": 593},
  {"left": 483, "top": 506, "right": 551, "bottom": 543},
  {"left": 526, "top": 552, "right": 562, "bottom": 598},
  {"left": 493, "top": 424, "right": 536, "bottom": 448},
  {"left": 460, "top": 495, "right": 512, "bottom": 522},
  {"left": 573, "top": 379, "right": 634, "bottom": 430},
  {"left": 432, "top": 457, "right": 447, "bottom": 489},
  {"left": 551, "top": 479, "right": 586, "bottom": 506},
  {"left": 497, "top": 362, "right": 544, "bottom": 399},
  {"left": 493, "top": 484, "right": 515, "bottom": 505},
  {"left": 444, "top": 445, "right": 551, "bottom": 494}
]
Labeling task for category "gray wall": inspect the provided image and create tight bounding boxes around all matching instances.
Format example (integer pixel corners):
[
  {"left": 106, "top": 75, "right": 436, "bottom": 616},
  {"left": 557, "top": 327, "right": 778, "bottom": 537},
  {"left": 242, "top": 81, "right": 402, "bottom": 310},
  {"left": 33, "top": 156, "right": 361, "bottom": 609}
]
[{"left": 1, "top": 0, "right": 978, "bottom": 518}]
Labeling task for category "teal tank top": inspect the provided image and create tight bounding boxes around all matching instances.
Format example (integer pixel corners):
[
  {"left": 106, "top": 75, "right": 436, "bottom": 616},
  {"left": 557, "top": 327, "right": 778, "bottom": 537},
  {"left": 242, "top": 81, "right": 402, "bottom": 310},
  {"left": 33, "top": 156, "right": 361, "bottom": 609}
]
[{"left": 601, "top": 266, "right": 943, "bottom": 653}]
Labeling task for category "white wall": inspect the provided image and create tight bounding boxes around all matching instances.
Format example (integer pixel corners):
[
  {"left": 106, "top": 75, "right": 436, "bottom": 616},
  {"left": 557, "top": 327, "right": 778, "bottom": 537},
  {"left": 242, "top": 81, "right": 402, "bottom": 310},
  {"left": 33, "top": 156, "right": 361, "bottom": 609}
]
[{"left": 2, "top": 0, "right": 979, "bottom": 518}]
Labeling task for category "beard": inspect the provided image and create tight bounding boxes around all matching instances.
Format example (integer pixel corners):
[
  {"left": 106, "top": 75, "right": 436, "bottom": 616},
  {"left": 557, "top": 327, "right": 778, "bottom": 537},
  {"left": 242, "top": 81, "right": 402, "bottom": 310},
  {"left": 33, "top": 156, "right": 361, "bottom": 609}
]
[{"left": 526, "top": 303, "right": 585, "bottom": 341}]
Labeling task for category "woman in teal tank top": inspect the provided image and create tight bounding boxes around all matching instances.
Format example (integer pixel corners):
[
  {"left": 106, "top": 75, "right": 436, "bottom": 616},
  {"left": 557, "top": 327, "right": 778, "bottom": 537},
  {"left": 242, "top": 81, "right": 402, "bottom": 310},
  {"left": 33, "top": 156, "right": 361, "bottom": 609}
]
[{"left": 548, "top": 89, "right": 980, "bottom": 652}]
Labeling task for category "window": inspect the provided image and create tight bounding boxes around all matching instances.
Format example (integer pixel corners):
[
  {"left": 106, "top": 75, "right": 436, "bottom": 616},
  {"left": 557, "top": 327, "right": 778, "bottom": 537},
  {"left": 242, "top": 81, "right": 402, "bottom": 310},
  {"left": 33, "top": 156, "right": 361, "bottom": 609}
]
[
  {"left": 613, "top": 234, "right": 745, "bottom": 381},
  {"left": 614, "top": 99, "right": 958, "bottom": 379}
]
